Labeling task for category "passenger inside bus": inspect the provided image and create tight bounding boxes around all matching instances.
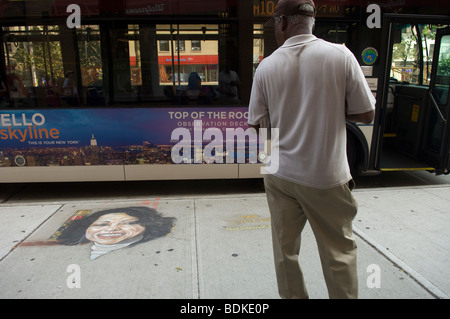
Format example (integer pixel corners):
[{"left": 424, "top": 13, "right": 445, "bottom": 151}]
[
  {"left": 218, "top": 64, "right": 240, "bottom": 104},
  {"left": 62, "top": 71, "right": 80, "bottom": 107},
  {"left": 7, "top": 73, "right": 30, "bottom": 107}
]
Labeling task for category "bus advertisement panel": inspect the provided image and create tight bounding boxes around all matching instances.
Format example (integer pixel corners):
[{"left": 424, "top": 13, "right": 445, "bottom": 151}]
[{"left": 0, "top": 107, "right": 262, "bottom": 168}]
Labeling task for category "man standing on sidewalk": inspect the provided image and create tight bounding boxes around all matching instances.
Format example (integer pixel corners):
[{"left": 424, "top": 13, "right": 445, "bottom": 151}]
[{"left": 248, "top": 0, "right": 375, "bottom": 298}]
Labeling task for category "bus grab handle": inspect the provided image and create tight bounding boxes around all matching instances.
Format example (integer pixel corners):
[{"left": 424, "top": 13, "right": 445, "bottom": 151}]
[{"left": 429, "top": 91, "right": 447, "bottom": 124}]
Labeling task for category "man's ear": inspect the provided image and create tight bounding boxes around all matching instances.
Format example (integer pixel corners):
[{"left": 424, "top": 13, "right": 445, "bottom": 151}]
[{"left": 281, "top": 16, "right": 288, "bottom": 32}]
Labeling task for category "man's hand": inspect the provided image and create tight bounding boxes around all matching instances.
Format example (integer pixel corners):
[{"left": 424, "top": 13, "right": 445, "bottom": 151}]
[{"left": 249, "top": 124, "right": 260, "bottom": 131}]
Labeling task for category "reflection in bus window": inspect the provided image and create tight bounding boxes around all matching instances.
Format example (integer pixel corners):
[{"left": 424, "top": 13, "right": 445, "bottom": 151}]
[
  {"left": 128, "top": 25, "right": 142, "bottom": 87},
  {"left": 253, "top": 24, "right": 264, "bottom": 77},
  {"left": 2, "top": 25, "right": 64, "bottom": 107},
  {"left": 1, "top": 21, "right": 242, "bottom": 107},
  {"left": 313, "top": 23, "right": 348, "bottom": 45},
  {"left": 156, "top": 24, "right": 219, "bottom": 88},
  {"left": 77, "top": 25, "right": 105, "bottom": 106},
  {"left": 156, "top": 24, "right": 223, "bottom": 105}
]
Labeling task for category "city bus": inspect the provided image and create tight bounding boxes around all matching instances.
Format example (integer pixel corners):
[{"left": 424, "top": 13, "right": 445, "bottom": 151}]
[{"left": 0, "top": 0, "right": 449, "bottom": 182}]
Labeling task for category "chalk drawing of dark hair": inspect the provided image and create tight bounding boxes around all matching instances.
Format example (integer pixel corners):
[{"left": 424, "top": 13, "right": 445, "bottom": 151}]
[{"left": 57, "top": 206, "right": 176, "bottom": 260}]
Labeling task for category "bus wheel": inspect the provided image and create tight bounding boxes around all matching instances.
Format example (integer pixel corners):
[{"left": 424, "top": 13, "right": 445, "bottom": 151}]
[{"left": 347, "top": 133, "right": 358, "bottom": 175}]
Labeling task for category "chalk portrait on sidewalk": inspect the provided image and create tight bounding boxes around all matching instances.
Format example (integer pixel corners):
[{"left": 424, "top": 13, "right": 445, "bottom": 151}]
[{"left": 56, "top": 206, "right": 176, "bottom": 260}]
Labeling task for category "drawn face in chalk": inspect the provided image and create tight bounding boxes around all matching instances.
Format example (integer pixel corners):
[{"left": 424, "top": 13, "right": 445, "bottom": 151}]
[{"left": 85, "top": 213, "right": 146, "bottom": 245}]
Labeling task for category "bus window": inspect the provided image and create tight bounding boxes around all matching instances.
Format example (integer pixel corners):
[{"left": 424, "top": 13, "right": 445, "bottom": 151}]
[
  {"left": 2, "top": 25, "right": 64, "bottom": 107},
  {"left": 391, "top": 25, "right": 420, "bottom": 84},
  {"left": 101, "top": 23, "right": 240, "bottom": 106},
  {"left": 433, "top": 34, "right": 450, "bottom": 106},
  {"left": 153, "top": 23, "right": 243, "bottom": 106},
  {"left": 314, "top": 23, "right": 349, "bottom": 45},
  {"left": 253, "top": 24, "right": 264, "bottom": 77},
  {"left": 391, "top": 24, "right": 443, "bottom": 85},
  {"left": 77, "top": 25, "right": 105, "bottom": 106},
  {"left": 128, "top": 25, "right": 142, "bottom": 87},
  {"left": 420, "top": 25, "right": 441, "bottom": 86},
  {"left": 426, "top": 33, "right": 450, "bottom": 152},
  {"left": 1, "top": 20, "right": 242, "bottom": 108},
  {"left": 156, "top": 24, "right": 219, "bottom": 86},
  {"left": 107, "top": 23, "right": 134, "bottom": 104}
]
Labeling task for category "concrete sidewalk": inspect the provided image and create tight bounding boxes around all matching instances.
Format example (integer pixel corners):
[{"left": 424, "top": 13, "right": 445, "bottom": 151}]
[{"left": 0, "top": 185, "right": 448, "bottom": 299}]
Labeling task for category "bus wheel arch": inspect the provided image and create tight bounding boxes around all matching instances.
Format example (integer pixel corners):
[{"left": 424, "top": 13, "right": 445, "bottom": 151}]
[{"left": 346, "top": 123, "right": 369, "bottom": 176}]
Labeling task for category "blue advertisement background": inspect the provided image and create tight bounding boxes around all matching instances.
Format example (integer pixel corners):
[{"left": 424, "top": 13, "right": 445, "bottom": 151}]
[{"left": 0, "top": 107, "right": 252, "bottom": 166}]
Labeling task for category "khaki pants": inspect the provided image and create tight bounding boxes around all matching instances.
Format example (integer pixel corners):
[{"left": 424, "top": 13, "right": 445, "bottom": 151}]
[{"left": 264, "top": 174, "right": 358, "bottom": 299}]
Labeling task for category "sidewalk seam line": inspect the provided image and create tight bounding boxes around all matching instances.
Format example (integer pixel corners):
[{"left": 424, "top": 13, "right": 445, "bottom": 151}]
[
  {"left": 353, "top": 225, "right": 448, "bottom": 299},
  {"left": 0, "top": 204, "right": 63, "bottom": 263},
  {"left": 193, "top": 199, "right": 201, "bottom": 299}
]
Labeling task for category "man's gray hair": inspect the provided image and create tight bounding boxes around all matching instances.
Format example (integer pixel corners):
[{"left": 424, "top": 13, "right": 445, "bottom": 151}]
[{"left": 287, "top": 14, "right": 315, "bottom": 31}]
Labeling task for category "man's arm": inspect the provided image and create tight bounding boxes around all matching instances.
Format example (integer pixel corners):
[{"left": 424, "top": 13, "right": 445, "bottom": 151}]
[
  {"left": 346, "top": 110, "right": 375, "bottom": 125},
  {"left": 345, "top": 51, "right": 376, "bottom": 125}
]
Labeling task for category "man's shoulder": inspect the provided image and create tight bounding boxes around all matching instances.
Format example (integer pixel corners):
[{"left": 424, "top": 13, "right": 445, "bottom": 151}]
[
  {"left": 254, "top": 53, "right": 278, "bottom": 75},
  {"left": 314, "top": 38, "right": 353, "bottom": 56}
]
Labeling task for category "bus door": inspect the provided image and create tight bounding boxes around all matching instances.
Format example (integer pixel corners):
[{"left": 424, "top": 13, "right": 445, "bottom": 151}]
[
  {"left": 421, "top": 27, "right": 450, "bottom": 174},
  {"left": 376, "top": 17, "right": 450, "bottom": 174}
]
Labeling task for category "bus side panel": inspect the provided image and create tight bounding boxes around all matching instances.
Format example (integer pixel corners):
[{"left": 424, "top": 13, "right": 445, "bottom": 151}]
[{"left": 0, "top": 107, "right": 264, "bottom": 182}]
